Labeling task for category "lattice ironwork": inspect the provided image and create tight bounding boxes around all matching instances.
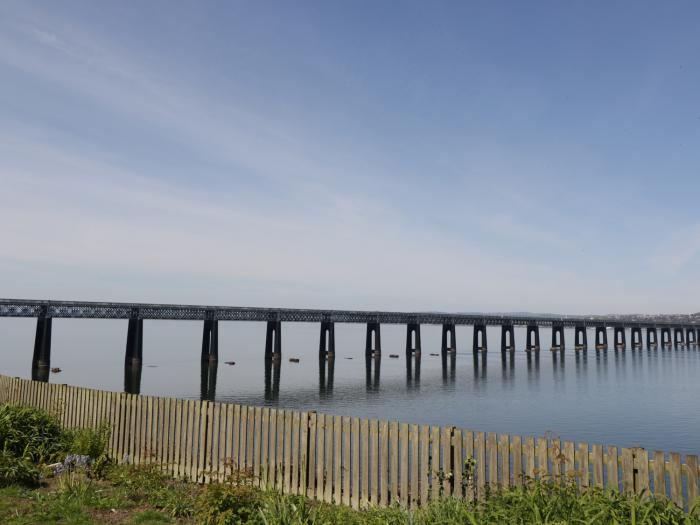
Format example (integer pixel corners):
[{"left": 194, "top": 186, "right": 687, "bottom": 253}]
[{"left": 0, "top": 298, "right": 695, "bottom": 329}]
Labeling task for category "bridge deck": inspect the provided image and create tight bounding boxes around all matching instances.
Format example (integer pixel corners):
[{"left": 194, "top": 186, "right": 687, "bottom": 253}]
[{"left": 0, "top": 299, "right": 694, "bottom": 328}]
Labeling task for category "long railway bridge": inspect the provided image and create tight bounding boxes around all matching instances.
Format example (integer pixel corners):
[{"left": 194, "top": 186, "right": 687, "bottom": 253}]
[{"left": 2, "top": 299, "right": 699, "bottom": 377}]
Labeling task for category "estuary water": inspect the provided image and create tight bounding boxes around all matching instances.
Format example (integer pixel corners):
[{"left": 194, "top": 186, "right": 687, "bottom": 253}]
[{"left": 2, "top": 318, "right": 699, "bottom": 455}]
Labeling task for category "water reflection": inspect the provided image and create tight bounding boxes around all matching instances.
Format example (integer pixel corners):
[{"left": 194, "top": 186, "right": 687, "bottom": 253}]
[
  {"left": 406, "top": 353, "right": 420, "bottom": 389},
  {"left": 365, "top": 354, "right": 380, "bottom": 391},
  {"left": 473, "top": 352, "right": 487, "bottom": 382},
  {"left": 264, "top": 358, "right": 281, "bottom": 402},
  {"left": 501, "top": 351, "right": 515, "bottom": 383},
  {"left": 319, "top": 356, "right": 335, "bottom": 398},
  {"left": 200, "top": 361, "right": 218, "bottom": 401},
  {"left": 124, "top": 364, "right": 142, "bottom": 395},
  {"left": 441, "top": 352, "right": 456, "bottom": 385}
]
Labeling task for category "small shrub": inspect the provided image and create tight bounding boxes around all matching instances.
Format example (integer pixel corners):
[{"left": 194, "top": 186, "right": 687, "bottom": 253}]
[
  {"left": 0, "top": 404, "right": 64, "bottom": 463},
  {"left": 197, "top": 482, "right": 262, "bottom": 525},
  {"left": 64, "top": 421, "right": 111, "bottom": 459},
  {"left": 0, "top": 449, "right": 40, "bottom": 487}
]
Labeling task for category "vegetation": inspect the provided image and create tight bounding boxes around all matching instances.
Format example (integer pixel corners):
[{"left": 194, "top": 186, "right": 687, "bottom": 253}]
[{"left": 0, "top": 403, "right": 698, "bottom": 524}]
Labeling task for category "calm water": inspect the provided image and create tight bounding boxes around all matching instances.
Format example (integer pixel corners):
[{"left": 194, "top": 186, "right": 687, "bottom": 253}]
[{"left": 2, "top": 318, "right": 699, "bottom": 455}]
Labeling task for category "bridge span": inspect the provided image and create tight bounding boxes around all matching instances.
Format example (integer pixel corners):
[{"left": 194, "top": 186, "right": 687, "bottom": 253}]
[{"left": 1, "top": 299, "right": 698, "bottom": 380}]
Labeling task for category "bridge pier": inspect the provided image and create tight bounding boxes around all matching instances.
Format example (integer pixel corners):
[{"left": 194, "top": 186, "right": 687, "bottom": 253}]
[
  {"left": 441, "top": 323, "right": 456, "bottom": 354},
  {"left": 661, "top": 327, "right": 672, "bottom": 348},
  {"left": 674, "top": 327, "right": 685, "bottom": 348},
  {"left": 550, "top": 325, "right": 565, "bottom": 351},
  {"left": 319, "top": 353, "right": 335, "bottom": 396},
  {"left": 595, "top": 326, "right": 608, "bottom": 350},
  {"left": 366, "top": 322, "right": 381, "bottom": 356},
  {"left": 264, "top": 357, "right": 281, "bottom": 402},
  {"left": 574, "top": 326, "right": 587, "bottom": 351},
  {"left": 686, "top": 327, "right": 697, "bottom": 347},
  {"left": 319, "top": 321, "right": 335, "bottom": 358},
  {"left": 201, "top": 318, "right": 218, "bottom": 362},
  {"left": 501, "top": 324, "right": 515, "bottom": 352},
  {"left": 365, "top": 352, "right": 380, "bottom": 390},
  {"left": 647, "top": 328, "right": 658, "bottom": 348},
  {"left": 124, "top": 362, "right": 142, "bottom": 395},
  {"left": 406, "top": 323, "right": 421, "bottom": 356},
  {"left": 125, "top": 316, "right": 143, "bottom": 367},
  {"left": 526, "top": 325, "right": 540, "bottom": 352},
  {"left": 631, "top": 327, "right": 642, "bottom": 349},
  {"left": 406, "top": 352, "right": 421, "bottom": 387},
  {"left": 473, "top": 324, "right": 487, "bottom": 353},
  {"left": 265, "top": 321, "right": 282, "bottom": 360},
  {"left": 32, "top": 312, "right": 52, "bottom": 370},
  {"left": 614, "top": 327, "right": 626, "bottom": 350},
  {"left": 442, "top": 351, "right": 456, "bottom": 384}
]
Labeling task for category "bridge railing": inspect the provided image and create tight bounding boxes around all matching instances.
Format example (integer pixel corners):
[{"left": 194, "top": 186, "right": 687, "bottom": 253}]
[{"left": 0, "top": 374, "right": 698, "bottom": 510}]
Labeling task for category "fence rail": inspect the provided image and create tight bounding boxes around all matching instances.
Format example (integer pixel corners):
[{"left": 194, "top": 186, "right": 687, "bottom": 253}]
[{"left": 0, "top": 374, "right": 698, "bottom": 510}]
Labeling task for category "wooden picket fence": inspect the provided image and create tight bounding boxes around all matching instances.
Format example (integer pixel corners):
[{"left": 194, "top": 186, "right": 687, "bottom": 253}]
[{"left": 0, "top": 374, "right": 698, "bottom": 510}]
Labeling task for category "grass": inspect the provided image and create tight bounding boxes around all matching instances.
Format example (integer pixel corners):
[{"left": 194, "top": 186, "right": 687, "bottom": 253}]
[{"left": 0, "top": 403, "right": 699, "bottom": 524}]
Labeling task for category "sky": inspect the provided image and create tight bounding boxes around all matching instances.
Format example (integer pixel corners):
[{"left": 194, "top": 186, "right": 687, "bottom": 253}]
[{"left": 1, "top": 1, "right": 700, "bottom": 315}]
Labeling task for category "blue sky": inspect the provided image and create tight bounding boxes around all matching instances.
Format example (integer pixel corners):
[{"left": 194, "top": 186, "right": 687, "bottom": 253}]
[{"left": 1, "top": 1, "right": 699, "bottom": 314}]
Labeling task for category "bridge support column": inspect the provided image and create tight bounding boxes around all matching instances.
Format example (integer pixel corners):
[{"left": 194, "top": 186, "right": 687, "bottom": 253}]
[
  {"left": 574, "top": 326, "right": 587, "bottom": 351},
  {"left": 686, "top": 327, "right": 697, "bottom": 347},
  {"left": 201, "top": 318, "right": 218, "bottom": 362},
  {"left": 550, "top": 325, "right": 565, "bottom": 351},
  {"left": 124, "top": 362, "right": 142, "bottom": 395},
  {"left": 647, "top": 328, "right": 658, "bottom": 349},
  {"left": 614, "top": 327, "right": 626, "bottom": 350},
  {"left": 631, "top": 327, "right": 642, "bottom": 349},
  {"left": 501, "top": 325, "right": 515, "bottom": 352},
  {"left": 473, "top": 324, "right": 487, "bottom": 353},
  {"left": 595, "top": 326, "right": 608, "bottom": 350},
  {"left": 365, "top": 353, "right": 380, "bottom": 390},
  {"left": 526, "top": 325, "right": 540, "bottom": 352},
  {"left": 661, "top": 327, "right": 671, "bottom": 348},
  {"left": 406, "top": 323, "right": 421, "bottom": 355},
  {"left": 674, "top": 327, "right": 685, "bottom": 347},
  {"left": 32, "top": 313, "right": 52, "bottom": 370},
  {"left": 265, "top": 321, "right": 282, "bottom": 360},
  {"left": 319, "top": 321, "right": 335, "bottom": 358},
  {"left": 319, "top": 353, "right": 335, "bottom": 396},
  {"left": 441, "top": 323, "right": 456, "bottom": 354},
  {"left": 366, "top": 322, "right": 381, "bottom": 356},
  {"left": 125, "top": 317, "right": 143, "bottom": 367},
  {"left": 264, "top": 358, "right": 281, "bottom": 402}
]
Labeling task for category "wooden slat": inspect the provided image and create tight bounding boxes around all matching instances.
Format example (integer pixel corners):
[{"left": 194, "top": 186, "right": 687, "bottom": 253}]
[
  {"left": 299, "top": 412, "right": 309, "bottom": 497},
  {"left": 232, "top": 405, "right": 241, "bottom": 472},
  {"left": 685, "top": 455, "right": 699, "bottom": 507},
  {"left": 212, "top": 402, "right": 223, "bottom": 481},
  {"left": 260, "top": 408, "right": 270, "bottom": 487},
  {"left": 577, "top": 442, "right": 589, "bottom": 488},
  {"left": 290, "top": 411, "right": 300, "bottom": 494},
  {"left": 238, "top": 405, "right": 248, "bottom": 471},
  {"left": 409, "top": 424, "right": 420, "bottom": 507},
  {"left": 205, "top": 402, "right": 216, "bottom": 482},
  {"left": 182, "top": 399, "right": 193, "bottom": 479},
  {"left": 276, "top": 409, "right": 285, "bottom": 491},
  {"left": 316, "top": 413, "right": 325, "bottom": 500},
  {"left": 198, "top": 401, "right": 208, "bottom": 481},
  {"left": 606, "top": 446, "right": 619, "bottom": 491},
  {"left": 669, "top": 452, "right": 682, "bottom": 507},
  {"left": 380, "top": 419, "right": 389, "bottom": 505},
  {"left": 400, "top": 423, "right": 409, "bottom": 506},
  {"left": 172, "top": 399, "right": 183, "bottom": 478},
  {"left": 334, "top": 415, "right": 342, "bottom": 504},
  {"left": 591, "top": 444, "right": 604, "bottom": 488},
  {"left": 487, "top": 432, "right": 497, "bottom": 491},
  {"left": 464, "top": 430, "right": 475, "bottom": 503},
  {"left": 370, "top": 419, "right": 379, "bottom": 505},
  {"left": 165, "top": 397, "right": 175, "bottom": 475},
  {"left": 253, "top": 407, "right": 263, "bottom": 486},
  {"left": 634, "top": 448, "right": 649, "bottom": 495},
  {"left": 549, "top": 438, "right": 562, "bottom": 482},
  {"left": 475, "top": 431, "right": 486, "bottom": 500},
  {"left": 442, "top": 426, "right": 453, "bottom": 497},
  {"left": 653, "top": 451, "right": 666, "bottom": 497},
  {"left": 246, "top": 406, "right": 255, "bottom": 475},
  {"left": 268, "top": 408, "right": 277, "bottom": 486},
  {"left": 536, "top": 437, "right": 548, "bottom": 481},
  {"left": 449, "top": 428, "right": 461, "bottom": 499},
  {"left": 324, "top": 414, "right": 333, "bottom": 502},
  {"left": 284, "top": 410, "right": 293, "bottom": 494},
  {"left": 563, "top": 441, "right": 575, "bottom": 484},
  {"left": 224, "top": 404, "right": 234, "bottom": 479},
  {"left": 351, "top": 417, "right": 360, "bottom": 509},
  {"left": 621, "top": 448, "right": 634, "bottom": 494},
  {"left": 431, "top": 426, "right": 441, "bottom": 501},
  {"left": 342, "top": 416, "right": 351, "bottom": 506},
  {"left": 307, "top": 412, "right": 317, "bottom": 497},
  {"left": 499, "top": 433, "right": 510, "bottom": 489},
  {"left": 361, "top": 417, "right": 369, "bottom": 507},
  {"left": 420, "top": 424, "right": 430, "bottom": 505},
  {"left": 512, "top": 435, "right": 522, "bottom": 488}
]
